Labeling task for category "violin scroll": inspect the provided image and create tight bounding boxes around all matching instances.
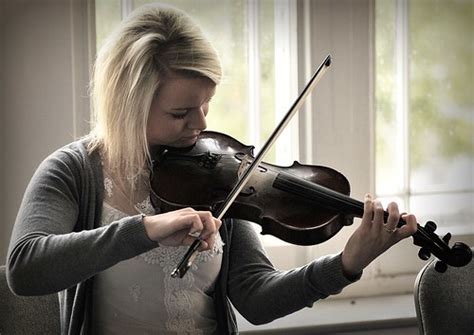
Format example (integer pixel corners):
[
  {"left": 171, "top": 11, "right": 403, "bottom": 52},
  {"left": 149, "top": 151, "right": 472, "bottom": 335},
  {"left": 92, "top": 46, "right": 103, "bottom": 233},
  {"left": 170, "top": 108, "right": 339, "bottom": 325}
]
[{"left": 414, "top": 220, "right": 472, "bottom": 273}]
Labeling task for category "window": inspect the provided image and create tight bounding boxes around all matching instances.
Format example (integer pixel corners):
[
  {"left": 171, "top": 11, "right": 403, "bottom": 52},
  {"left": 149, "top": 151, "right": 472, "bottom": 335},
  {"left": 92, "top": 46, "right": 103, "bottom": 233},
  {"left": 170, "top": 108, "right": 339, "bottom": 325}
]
[
  {"left": 304, "top": 0, "right": 473, "bottom": 300},
  {"left": 373, "top": 0, "right": 473, "bottom": 292},
  {"left": 376, "top": 0, "right": 473, "bottom": 242}
]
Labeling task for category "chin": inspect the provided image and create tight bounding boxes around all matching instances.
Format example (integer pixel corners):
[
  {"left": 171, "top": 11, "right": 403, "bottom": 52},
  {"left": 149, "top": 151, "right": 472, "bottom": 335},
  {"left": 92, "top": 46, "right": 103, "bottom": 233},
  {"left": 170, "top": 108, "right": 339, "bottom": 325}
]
[{"left": 179, "top": 136, "right": 199, "bottom": 146}]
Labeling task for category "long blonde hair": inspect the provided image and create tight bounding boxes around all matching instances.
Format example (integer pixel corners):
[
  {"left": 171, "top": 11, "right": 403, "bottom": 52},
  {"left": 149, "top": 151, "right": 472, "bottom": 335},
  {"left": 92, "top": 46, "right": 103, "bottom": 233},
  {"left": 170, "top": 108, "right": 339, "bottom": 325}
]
[{"left": 88, "top": 4, "right": 222, "bottom": 187}]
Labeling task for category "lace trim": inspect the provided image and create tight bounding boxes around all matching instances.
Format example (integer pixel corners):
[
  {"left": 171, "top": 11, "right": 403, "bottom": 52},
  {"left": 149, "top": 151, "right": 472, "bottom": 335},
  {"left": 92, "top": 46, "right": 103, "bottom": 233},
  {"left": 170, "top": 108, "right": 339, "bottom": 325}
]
[
  {"left": 137, "top": 238, "right": 224, "bottom": 266},
  {"left": 104, "top": 176, "right": 113, "bottom": 198},
  {"left": 136, "top": 197, "right": 154, "bottom": 215},
  {"left": 101, "top": 175, "right": 222, "bottom": 333},
  {"left": 129, "top": 283, "right": 141, "bottom": 303}
]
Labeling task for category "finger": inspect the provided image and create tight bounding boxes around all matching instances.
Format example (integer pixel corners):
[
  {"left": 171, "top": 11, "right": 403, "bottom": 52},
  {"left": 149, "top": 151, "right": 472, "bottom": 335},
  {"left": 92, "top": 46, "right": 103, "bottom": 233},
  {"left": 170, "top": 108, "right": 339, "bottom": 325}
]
[
  {"left": 385, "top": 202, "right": 400, "bottom": 231},
  {"left": 206, "top": 232, "right": 217, "bottom": 249},
  {"left": 362, "top": 194, "right": 374, "bottom": 226},
  {"left": 180, "top": 213, "right": 204, "bottom": 236},
  {"left": 198, "top": 233, "right": 216, "bottom": 251},
  {"left": 182, "top": 233, "right": 201, "bottom": 246},
  {"left": 197, "top": 240, "right": 209, "bottom": 251},
  {"left": 373, "top": 199, "right": 384, "bottom": 225},
  {"left": 195, "top": 211, "right": 219, "bottom": 238},
  {"left": 215, "top": 218, "right": 222, "bottom": 230},
  {"left": 396, "top": 214, "right": 417, "bottom": 238}
]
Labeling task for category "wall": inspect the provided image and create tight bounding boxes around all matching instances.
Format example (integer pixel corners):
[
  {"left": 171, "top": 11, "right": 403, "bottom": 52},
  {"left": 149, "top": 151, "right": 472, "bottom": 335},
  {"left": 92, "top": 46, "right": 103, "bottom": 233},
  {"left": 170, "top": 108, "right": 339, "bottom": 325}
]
[
  {"left": 0, "top": 0, "right": 6, "bottom": 262},
  {"left": 0, "top": 0, "right": 94, "bottom": 262}
]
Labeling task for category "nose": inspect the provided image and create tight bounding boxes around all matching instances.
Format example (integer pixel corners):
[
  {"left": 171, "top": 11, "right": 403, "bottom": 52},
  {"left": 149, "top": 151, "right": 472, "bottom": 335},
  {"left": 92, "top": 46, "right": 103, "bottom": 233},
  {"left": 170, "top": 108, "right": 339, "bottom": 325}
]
[{"left": 188, "top": 106, "right": 207, "bottom": 131}]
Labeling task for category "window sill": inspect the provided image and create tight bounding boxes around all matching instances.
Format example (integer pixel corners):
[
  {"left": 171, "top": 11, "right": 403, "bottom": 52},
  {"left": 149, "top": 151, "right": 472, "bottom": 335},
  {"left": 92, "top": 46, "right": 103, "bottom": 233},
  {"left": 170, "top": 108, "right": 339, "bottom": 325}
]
[{"left": 236, "top": 294, "right": 418, "bottom": 334}]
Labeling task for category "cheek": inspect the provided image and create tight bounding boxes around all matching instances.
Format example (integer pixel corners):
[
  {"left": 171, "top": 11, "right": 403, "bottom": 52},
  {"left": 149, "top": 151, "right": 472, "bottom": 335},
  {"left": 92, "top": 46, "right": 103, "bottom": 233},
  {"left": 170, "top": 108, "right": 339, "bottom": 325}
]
[
  {"left": 146, "top": 115, "right": 185, "bottom": 145},
  {"left": 146, "top": 112, "right": 168, "bottom": 142},
  {"left": 146, "top": 114, "right": 157, "bottom": 138}
]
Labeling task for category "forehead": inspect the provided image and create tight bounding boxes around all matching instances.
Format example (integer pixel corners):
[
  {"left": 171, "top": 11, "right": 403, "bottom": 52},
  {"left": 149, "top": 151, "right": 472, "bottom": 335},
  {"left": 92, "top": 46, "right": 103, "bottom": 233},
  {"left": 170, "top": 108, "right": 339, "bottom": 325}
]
[{"left": 155, "top": 74, "right": 216, "bottom": 107}]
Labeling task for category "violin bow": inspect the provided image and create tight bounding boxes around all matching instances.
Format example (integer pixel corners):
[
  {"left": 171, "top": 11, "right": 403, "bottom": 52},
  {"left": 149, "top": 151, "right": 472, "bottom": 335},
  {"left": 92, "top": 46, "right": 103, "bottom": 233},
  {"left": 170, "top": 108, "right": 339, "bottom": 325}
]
[{"left": 171, "top": 55, "right": 333, "bottom": 278}]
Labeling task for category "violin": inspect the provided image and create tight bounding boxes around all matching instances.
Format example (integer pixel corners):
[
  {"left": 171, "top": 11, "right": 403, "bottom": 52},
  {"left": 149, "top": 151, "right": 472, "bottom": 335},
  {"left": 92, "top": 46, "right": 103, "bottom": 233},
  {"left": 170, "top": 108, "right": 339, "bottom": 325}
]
[
  {"left": 150, "top": 130, "right": 472, "bottom": 276},
  {"left": 150, "top": 54, "right": 471, "bottom": 278}
]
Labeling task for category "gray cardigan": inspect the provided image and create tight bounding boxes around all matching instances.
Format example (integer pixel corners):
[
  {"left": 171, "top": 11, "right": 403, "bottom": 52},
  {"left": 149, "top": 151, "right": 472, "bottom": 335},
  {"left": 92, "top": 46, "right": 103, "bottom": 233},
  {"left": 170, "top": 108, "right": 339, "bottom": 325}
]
[{"left": 7, "top": 138, "right": 358, "bottom": 334}]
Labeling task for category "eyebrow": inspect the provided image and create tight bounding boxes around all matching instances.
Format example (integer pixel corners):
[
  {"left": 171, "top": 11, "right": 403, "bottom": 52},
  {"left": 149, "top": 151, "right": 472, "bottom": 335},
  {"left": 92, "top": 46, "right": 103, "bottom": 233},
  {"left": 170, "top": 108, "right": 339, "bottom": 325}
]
[{"left": 170, "top": 107, "right": 192, "bottom": 111}]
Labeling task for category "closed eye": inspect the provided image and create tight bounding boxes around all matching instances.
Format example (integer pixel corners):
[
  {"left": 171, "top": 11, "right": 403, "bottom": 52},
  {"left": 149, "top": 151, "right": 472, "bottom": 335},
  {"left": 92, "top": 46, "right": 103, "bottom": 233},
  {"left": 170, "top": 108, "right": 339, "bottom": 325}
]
[{"left": 170, "top": 110, "right": 188, "bottom": 119}]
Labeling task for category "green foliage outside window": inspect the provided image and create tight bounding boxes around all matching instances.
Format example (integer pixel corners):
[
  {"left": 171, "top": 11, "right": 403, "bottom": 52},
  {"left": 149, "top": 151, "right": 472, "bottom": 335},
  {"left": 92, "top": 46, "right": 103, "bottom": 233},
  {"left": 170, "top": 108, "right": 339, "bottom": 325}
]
[{"left": 376, "top": 0, "right": 473, "bottom": 230}]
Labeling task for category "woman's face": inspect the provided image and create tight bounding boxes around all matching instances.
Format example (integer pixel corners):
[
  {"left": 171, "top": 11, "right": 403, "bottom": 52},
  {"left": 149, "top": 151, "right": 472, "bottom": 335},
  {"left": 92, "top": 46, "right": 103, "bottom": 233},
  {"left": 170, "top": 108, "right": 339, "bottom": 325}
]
[{"left": 147, "top": 74, "right": 216, "bottom": 148}]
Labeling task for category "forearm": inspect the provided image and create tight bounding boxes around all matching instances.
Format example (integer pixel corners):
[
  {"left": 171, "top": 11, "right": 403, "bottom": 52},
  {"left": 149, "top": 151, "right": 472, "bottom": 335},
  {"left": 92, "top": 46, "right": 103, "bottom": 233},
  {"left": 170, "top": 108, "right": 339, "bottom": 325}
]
[
  {"left": 229, "top": 252, "right": 358, "bottom": 325},
  {"left": 7, "top": 215, "right": 157, "bottom": 296}
]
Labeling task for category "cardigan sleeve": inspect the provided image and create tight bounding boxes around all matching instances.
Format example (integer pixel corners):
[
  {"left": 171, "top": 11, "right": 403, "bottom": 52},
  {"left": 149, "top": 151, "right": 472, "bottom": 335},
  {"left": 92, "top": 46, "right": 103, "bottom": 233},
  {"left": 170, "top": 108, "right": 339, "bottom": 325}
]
[
  {"left": 226, "top": 220, "right": 361, "bottom": 325},
  {"left": 6, "top": 144, "right": 158, "bottom": 296}
]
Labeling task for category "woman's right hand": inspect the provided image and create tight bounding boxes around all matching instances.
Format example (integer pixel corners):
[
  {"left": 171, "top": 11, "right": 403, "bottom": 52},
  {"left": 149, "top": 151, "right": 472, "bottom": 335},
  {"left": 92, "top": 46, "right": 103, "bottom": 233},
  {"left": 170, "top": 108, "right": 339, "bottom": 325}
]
[{"left": 142, "top": 207, "right": 221, "bottom": 251}]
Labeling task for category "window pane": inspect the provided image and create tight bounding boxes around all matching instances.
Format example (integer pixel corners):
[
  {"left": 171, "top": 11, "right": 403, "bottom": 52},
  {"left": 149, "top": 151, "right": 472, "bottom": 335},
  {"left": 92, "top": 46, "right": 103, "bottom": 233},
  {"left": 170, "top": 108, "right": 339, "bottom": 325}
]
[
  {"left": 410, "top": 192, "right": 474, "bottom": 234},
  {"left": 375, "top": 0, "right": 473, "bottom": 232},
  {"left": 375, "top": 0, "right": 404, "bottom": 196},
  {"left": 259, "top": 0, "right": 276, "bottom": 157},
  {"left": 409, "top": 0, "right": 473, "bottom": 194},
  {"left": 95, "top": 0, "right": 121, "bottom": 49}
]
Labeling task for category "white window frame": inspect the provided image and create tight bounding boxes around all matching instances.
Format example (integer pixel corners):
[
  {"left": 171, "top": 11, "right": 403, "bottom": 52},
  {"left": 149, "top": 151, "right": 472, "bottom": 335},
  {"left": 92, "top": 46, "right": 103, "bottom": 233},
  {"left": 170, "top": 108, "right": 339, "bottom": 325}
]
[{"left": 237, "top": 0, "right": 301, "bottom": 164}]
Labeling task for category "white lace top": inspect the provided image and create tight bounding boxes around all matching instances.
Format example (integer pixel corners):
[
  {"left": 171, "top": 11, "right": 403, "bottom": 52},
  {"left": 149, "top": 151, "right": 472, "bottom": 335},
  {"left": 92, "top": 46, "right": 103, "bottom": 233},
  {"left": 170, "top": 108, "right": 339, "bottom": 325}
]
[{"left": 91, "top": 174, "right": 224, "bottom": 334}]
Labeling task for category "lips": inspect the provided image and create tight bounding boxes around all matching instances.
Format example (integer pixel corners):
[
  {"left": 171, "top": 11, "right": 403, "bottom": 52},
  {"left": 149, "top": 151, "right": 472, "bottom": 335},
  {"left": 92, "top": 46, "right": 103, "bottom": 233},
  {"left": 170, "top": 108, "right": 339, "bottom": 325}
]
[{"left": 182, "top": 133, "right": 200, "bottom": 140}]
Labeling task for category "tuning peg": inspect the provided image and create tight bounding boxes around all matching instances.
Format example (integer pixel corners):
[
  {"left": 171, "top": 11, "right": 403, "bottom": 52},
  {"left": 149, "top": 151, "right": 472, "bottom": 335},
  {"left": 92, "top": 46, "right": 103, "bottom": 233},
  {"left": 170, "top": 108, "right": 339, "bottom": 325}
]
[
  {"left": 434, "top": 261, "right": 447, "bottom": 273},
  {"left": 424, "top": 221, "right": 437, "bottom": 233},
  {"left": 442, "top": 232, "right": 451, "bottom": 244},
  {"left": 418, "top": 248, "right": 431, "bottom": 261}
]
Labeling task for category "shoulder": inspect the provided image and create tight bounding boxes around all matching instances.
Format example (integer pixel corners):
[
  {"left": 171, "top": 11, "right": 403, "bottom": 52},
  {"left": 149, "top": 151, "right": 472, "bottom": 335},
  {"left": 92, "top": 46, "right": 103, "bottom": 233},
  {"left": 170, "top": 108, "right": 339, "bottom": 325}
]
[
  {"left": 39, "top": 137, "right": 99, "bottom": 173},
  {"left": 53, "top": 136, "right": 95, "bottom": 163},
  {"left": 30, "top": 137, "right": 102, "bottom": 191}
]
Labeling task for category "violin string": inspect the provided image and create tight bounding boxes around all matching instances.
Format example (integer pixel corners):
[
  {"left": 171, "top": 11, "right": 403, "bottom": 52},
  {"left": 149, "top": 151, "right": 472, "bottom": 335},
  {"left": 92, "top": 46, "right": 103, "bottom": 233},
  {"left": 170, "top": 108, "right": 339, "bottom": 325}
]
[{"left": 273, "top": 171, "right": 363, "bottom": 212}]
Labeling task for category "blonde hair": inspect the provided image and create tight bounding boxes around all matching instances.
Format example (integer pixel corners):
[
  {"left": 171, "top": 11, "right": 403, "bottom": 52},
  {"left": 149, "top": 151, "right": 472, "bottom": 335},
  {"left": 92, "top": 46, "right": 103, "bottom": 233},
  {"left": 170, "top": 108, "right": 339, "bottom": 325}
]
[{"left": 88, "top": 4, "right": 222, "bottom": 187}]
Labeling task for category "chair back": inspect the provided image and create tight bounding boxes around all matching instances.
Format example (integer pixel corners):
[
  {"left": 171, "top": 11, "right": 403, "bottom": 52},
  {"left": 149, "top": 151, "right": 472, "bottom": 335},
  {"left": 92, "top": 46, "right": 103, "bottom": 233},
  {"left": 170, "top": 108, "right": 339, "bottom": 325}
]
[{"left": 414, "top": 249, "right": 474, "bottom": 335}]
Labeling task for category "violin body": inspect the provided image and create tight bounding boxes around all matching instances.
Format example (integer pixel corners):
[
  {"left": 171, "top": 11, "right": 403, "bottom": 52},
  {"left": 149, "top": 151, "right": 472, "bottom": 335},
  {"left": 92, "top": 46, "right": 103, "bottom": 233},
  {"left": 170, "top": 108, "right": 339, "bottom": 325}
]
[{"left": 151, "top": 131, "right": 353, "bottom": 245}]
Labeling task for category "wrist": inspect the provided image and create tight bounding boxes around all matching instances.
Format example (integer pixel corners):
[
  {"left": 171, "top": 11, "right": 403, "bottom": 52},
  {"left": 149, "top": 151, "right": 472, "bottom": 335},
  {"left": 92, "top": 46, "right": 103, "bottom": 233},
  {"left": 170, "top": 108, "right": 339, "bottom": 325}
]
[
  {"left": 341, "top": 251, "right": 362, "bottom": 280},
  {"left": 141, "top": 214, "right": 155, "bottom": 241}
]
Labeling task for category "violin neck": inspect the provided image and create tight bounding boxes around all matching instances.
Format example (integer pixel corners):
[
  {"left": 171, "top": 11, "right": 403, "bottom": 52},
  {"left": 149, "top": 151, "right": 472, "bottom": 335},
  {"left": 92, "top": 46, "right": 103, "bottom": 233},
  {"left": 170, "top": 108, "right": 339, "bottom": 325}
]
[{"left": 274, "top": 171, "right": 401, "bottom": 225}]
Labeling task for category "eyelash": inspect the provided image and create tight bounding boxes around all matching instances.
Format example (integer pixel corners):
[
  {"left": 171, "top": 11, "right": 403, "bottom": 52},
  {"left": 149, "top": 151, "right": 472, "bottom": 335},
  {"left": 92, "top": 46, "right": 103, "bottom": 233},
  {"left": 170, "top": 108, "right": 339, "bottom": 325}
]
[
  {"left": 171, "top": 112, "right": 188, "bottom": 120},
  {"left": 170, "top": 99, "right": 212, "bottom": 120}
]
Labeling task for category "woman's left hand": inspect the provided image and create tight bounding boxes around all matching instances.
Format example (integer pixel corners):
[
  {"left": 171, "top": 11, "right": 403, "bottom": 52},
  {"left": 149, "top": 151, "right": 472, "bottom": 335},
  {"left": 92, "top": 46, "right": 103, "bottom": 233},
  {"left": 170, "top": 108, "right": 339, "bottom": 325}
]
[{"left": 341, "top": 194, "right": 417, "bottom": 278}]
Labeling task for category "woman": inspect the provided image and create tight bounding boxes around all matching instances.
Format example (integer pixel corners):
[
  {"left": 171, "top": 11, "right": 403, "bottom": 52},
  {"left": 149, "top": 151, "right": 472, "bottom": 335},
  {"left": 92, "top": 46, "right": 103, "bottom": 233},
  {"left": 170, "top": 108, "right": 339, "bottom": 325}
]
[{"left": 7, "top": 4, "right": 417, "bottom": 334}]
